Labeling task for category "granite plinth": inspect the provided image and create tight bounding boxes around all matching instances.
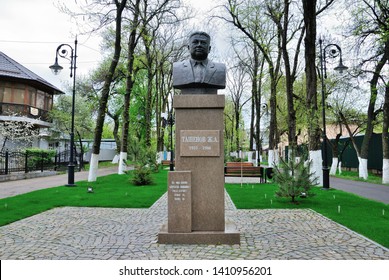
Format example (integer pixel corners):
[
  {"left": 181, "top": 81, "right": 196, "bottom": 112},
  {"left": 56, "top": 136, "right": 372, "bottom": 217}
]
[
  {"left": 158, "top": 221, "right": 240, "bottom": 245},
  {"left": 158, "top": 93, "right": 240, "bottom": 244},
  {"left": 174, "top": 95, "right": 225, "bottom": 232}
]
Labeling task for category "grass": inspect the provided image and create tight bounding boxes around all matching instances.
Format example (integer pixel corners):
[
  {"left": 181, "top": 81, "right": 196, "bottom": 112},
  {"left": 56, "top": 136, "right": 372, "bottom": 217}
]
[
  {"left": 83, "top": 161, "right": 118, "bottom": 170},
  {"left": 0, "top": 169, "right": 167, "bottom": 227},
  {"left": 1, "top": 169, "right": 388, "bottom": 249},
  {"left": 225, "top": 183, "right": 389, "bottom": 248}
]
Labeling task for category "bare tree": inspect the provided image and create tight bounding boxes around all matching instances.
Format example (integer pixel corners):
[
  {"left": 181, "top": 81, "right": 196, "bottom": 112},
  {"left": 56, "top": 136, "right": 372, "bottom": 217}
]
[
  {"left": 226, "top": 63, "right": 251, "bottom": 152},
  {"left": 346, "top": 0, "right": 389, "bottom": 180},
  {"left": 383, "top": 81, "right": 389, "bottom": 183},
  {"left": 219, "top": 0, "right": 283, "bottom": 166},
  {"left": 118, "top": 0, "right": 142, "bottom": 174},
  {"left": 83, "top": 0, "right": 128, "bottom": 181}
]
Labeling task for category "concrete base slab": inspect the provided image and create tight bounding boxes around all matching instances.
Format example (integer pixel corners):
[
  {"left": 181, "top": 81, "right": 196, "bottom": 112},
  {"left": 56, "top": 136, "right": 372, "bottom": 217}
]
[{"left": 158, "top": 221, "right": 240, "bottom": 245}]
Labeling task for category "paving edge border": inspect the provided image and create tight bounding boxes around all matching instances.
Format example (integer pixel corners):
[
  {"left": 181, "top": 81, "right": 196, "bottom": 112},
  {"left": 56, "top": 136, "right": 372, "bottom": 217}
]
[{"left": 307, "top": 208, "right": 389, "bottom": 252}]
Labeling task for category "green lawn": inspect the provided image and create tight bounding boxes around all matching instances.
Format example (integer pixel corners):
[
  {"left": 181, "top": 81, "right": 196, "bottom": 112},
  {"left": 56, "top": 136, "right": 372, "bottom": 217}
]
[
  {"left": 0, "top": 170, "right": 167, "bottom": 226},
  {"left": 225, "top": 183, "right": 389, "bottom": 248},
  {"left": 1, "top": 169, "right": 388, "bottom": 249}
]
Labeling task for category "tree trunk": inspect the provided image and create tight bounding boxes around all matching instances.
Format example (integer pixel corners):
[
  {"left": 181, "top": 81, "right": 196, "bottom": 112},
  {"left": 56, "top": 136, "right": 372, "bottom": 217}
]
[
  {"left": 280, "top": 0, "right": 297, "bottom": 153},
  {"left": 145, "top": 69, "right": 153, "bottom": 147},
  {"left": 360, "top": 43, "right": 389, "bottom": 179},
  {"left": 118, "top": 0, "right": 141, "bottom": 175},
  {"left": 268, "top": 73, "right": 278, "bottom": 167},
  {"left": 88, "top": 0, "right": 127, "bottom": 182},
  {"left": 329, "top": 133, "right": 341, "bottom": 175},
  {"left": 255, "top": 58, "right": 265, "bottom": 156},
  {"left": 107, "top": 110, "right": 121, "bottom": 154},
  {"left": 235, "top": 103, "right": 240, "bottom": 153},
  {"left": 249, "top": 95, "right": 255, "bottom": 151},
  {"left": 302, "top": 0, "right": 321, "bottom": 184},
  {"left": 383, "top": 77, "right": 389, "bottom": 183}
]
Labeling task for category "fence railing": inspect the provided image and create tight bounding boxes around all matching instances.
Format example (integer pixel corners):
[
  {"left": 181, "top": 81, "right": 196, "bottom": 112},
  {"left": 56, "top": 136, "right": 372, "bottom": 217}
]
[{"left": 0, "top": 150, "right": 83, "bottom": 175}]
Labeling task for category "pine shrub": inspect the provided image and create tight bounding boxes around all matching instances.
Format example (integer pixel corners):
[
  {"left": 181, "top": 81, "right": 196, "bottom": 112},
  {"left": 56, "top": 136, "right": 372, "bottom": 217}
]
[
  {"left": 273, "top": 154, "right": 317, "bottom": 203},
  {"left": 131, "top": 165, "right": 153, "bottom": 186}
]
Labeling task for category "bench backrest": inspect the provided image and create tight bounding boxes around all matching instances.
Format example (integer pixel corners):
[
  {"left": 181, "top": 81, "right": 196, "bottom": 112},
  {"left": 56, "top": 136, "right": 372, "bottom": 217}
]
[{"left": 226, "top": 162, "right": 254, "bottom": 167}]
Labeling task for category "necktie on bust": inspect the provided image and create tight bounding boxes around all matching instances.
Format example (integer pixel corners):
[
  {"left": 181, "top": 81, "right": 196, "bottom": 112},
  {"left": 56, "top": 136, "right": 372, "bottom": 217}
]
[{"left": 193, "top": 61, "right": 205, "bottom": 83}]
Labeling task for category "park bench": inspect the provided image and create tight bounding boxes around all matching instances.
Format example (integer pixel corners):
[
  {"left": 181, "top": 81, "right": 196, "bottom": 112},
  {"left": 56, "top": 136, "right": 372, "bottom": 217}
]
[
  {"left": 161, "top": 160, "right": 174, "bottom": 166},
  {"left": 226, "top": 162, "right": 254, "bottom": 167},
  {"left": 224, "top": 162, "right": 265, "bottom": 183}
]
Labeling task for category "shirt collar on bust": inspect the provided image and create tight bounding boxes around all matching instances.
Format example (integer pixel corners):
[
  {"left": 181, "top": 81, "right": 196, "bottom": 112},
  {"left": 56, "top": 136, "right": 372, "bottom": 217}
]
[{"left": 191, "top": 58, "right": 208, "bottom": 67}]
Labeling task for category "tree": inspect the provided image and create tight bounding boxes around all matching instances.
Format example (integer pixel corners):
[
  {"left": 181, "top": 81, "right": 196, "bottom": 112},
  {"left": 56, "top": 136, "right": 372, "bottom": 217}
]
[
  {"left": 229, "top": 28, "right": 266, "bottom": 153},
  {"left": 50, "top": 94, "right": 95, "bottom": 159},
  {"left": 60, "top": 0, "right": 129, "bottom": 180},
  {"left": 118, "top": 0, "right": 183, "bottom": 174},
  {"left": 274, "top": 154, "right": 316, "bottom": 203},
  {"left": 226, "top": 62, "right": 251, "bottom": 152},
  {"left": 70, "top": 0, "right": 128, "bottom": 181},
  {"left": 118, "top": 0, "right": 141, "bottom": 175},
  {"left": 220, "top": 0, "right": 283, "bottom": 167},
  {"left": 346, "top": 0, "right": 389, "bottom": 180},
  {"left": 301, "top": 0, "right": 337, "bottom": 185},
  {"left": 326, "top": 77, "right": 364, "bottom": 175},
  {"left": 383, "top": 80, "right": 389, "bottom": 183},
  {"left": 266, "top": 0, "right": 304, "bottom": 158},
  {"left": 224, "top": 98, "right": 236, "bottom": 155}
]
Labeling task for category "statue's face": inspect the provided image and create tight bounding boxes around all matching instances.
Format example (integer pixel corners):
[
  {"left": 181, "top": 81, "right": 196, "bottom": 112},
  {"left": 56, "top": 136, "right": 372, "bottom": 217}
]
[{"left": 188, "top": 34, "right": 211, "bottom": 60}]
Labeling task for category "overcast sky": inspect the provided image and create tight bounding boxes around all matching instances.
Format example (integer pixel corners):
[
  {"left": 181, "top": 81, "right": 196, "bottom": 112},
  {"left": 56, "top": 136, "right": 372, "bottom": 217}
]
[{"left": 0, "top": 0, "right": 219, "bottom": 91}]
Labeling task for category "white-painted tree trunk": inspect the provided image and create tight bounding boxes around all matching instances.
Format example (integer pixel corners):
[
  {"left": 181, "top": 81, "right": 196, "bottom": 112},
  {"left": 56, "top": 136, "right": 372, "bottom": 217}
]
[
  {"left": 330, "top": 157, "right": 338, "bottom": 175},
  {"left": 358, "top": 157, "right": 368, "bottom": 180},
  {"left": 309, "top": 150, "right": 322, "bottom": 186},
  {"left": 118, "top": 152, "right": 127, "bottom": 175},
  {"left": 338, "top": 161, "right": 342, "bottom": 175},
  {"left": 382, "top": 159, "right": 389, "bottom": 184},
  {"left": 268, "top": 149, "right": 279, "bottom": 167},
  {"left": 156, "top": 152, "right": 162, "bottom": 164},
  {"left": 111, "top": 154, "right": 119, "bottom": 164},
  {"left": 88, "top": 153, "right": 99, "bottom": 182}
]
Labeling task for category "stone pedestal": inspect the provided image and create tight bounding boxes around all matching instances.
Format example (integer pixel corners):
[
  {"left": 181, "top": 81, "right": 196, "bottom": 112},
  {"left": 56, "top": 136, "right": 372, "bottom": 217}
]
[{"left": 158, "top": 94, "right": 240, "bottom": 244}]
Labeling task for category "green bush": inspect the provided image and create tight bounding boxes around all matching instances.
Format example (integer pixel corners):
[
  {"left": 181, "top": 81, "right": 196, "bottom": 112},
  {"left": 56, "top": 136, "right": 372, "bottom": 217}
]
[
  {"left": 131, "top": 165, "right": 153, "bottom": 186},
  {"left": 25, "top": 148, "right": 56, "bottom": 169},
  {"left": 273, "top": 154, "right": 317, "bottom": 203}
]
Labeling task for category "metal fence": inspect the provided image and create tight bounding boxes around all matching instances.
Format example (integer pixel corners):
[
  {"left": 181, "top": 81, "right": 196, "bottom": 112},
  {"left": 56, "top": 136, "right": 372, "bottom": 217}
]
[{"left": 0, "top": 150, "right": 82, "bottom": 175}]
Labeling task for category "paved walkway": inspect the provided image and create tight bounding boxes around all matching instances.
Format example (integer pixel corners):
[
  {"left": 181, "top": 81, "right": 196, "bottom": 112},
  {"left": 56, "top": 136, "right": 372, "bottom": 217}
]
[
  {"left": 0, "top": 167, "right": 119, "bottom": 199},
  {"left": 0, "top": 170, "right": 388, "bottom": 260},
  {"left": 330, "top": 177, "right": 389, "bottom": 204},
  {"left": 0, "top": 191, "right": 388, "bottom": 259}
]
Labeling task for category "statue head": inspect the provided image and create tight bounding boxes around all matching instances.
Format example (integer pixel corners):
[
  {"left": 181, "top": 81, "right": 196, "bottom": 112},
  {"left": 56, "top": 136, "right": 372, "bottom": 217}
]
[{"left": 188, "top": 31, "right": 211, "bottom": 61}]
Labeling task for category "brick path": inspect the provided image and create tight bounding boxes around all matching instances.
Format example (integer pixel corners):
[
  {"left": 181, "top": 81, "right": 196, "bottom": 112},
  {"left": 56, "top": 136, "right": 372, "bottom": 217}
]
[{"left": 1, "top": 192, "right": 388, "bottom": 260}]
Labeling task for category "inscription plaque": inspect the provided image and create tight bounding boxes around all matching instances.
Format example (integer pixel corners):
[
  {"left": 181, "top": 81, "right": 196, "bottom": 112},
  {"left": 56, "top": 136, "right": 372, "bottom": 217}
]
[
  {"left": 180, "top": 130, "right": 220, "bottom": 157},
  {"left": 168, "top": 171, "right": 192, "bottom": 233}
]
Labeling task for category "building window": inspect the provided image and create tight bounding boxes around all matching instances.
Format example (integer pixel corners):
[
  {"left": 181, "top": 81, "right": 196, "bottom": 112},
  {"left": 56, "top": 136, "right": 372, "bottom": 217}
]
[
  {"left": 46, "top": 95, "right": 53, "bottom": 110},
  {"left": 36, "top": 91, "right": 45, "bottom": 109},
  {"left": 29, "top": 88, "right": 37, "bottom": 107},
  {"left": 3, "top": 87, "right": 12, "bottom": 103},
  {"left": 0, "top": 82, "right": 52, "bottom": 111},
  {"left": 13, "top": 88, "right": 25, "bottom": 104}
]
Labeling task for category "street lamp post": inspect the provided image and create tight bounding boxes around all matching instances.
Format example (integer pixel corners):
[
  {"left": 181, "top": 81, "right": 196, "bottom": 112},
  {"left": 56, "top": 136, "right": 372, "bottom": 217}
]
[
  {"left": 168, "top": 111, "right": 175, "bottom": 171},
  {"left": 49, "top": 38, "right": 78, "bottom": 187},
  {"left": 161, "top": 105, "right": 175, "bottom": 171},
  {"left": 319, "top": 39, "right": 348, "bottom": 189}
]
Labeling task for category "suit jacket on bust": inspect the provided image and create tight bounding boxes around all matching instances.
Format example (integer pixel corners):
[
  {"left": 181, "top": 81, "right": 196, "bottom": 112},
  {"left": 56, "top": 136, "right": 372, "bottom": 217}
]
[{"left": 173, "top": 59, "right": 226, "bottom": 89}]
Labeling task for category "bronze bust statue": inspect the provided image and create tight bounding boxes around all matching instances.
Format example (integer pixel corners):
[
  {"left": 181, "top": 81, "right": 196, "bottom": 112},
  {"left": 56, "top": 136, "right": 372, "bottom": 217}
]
[{"left": 173, "top": 31, "right": 226, "bottom": 93}]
